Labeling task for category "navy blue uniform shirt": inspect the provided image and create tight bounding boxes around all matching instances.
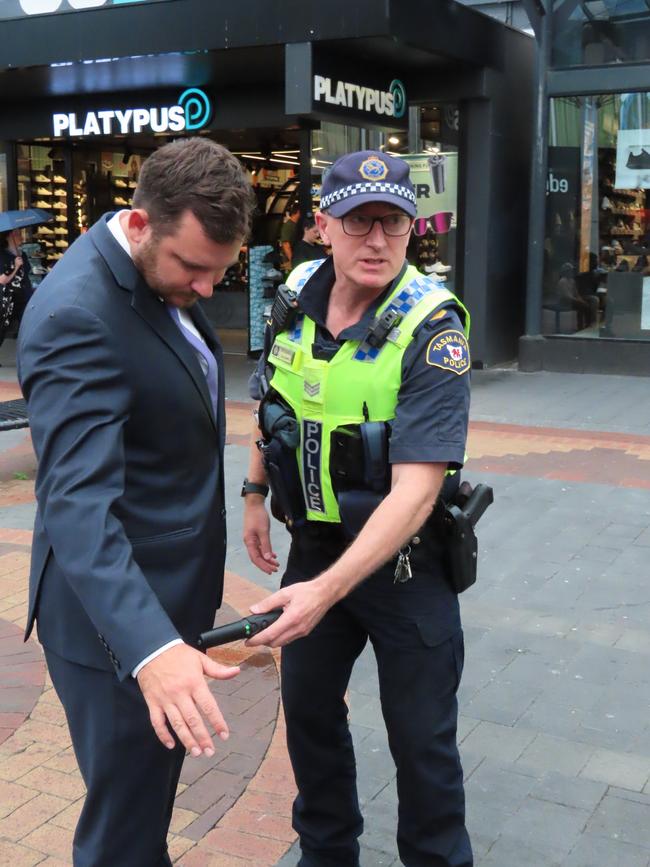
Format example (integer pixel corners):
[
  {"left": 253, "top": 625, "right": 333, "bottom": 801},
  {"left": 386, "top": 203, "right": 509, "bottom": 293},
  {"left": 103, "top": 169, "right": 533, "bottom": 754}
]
[{"left": 249, "top": 257, "right": 470, "bottom": 470}]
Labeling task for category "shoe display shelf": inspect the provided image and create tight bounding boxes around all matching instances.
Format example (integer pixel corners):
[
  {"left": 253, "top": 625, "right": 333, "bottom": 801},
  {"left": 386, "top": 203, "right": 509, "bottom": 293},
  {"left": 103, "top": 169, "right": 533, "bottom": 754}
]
[
  {"left": 112, "top": 175, "right": 134, "bottom": 209},
  {"left": 31, "top": 181, "right": 68, "bottom": 266},
  {"left": 73, "top": 181, "right": 89, "bottom": 234},
  {"left": 599, "top": 148, "right": 647, "bottom": 249}
]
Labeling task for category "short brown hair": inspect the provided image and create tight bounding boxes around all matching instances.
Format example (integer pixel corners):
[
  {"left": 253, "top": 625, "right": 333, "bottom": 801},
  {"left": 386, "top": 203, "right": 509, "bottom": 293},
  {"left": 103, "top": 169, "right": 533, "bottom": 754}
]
[{"left": 132, "top": 138, "right": 256, "bottom": 243}]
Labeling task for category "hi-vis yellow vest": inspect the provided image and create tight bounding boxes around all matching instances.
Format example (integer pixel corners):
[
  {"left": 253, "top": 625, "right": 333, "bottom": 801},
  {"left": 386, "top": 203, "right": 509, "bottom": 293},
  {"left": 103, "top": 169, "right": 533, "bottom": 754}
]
[{"left": 267, "top": 259, "right": 471, "bottom": 524}]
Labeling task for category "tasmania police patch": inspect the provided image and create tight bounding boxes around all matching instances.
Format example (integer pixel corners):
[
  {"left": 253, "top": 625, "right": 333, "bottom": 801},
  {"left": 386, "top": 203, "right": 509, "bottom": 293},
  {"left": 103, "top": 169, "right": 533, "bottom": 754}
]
[{"left": 425, "top": 329, "right": 470, "bottom": 375}]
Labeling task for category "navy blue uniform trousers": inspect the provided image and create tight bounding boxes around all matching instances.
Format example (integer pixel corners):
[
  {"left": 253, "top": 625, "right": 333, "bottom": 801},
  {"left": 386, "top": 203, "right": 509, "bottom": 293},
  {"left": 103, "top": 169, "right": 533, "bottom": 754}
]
[
  {"left": 281, "top": 527, "right": 473, "bottom": 867},
  {"left": 45, "top": 649, "right": 185, "bottom": 867}
]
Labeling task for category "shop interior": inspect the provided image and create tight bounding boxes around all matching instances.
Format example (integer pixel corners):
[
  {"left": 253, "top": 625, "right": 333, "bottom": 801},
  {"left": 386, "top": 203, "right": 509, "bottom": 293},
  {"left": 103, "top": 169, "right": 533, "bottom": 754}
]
[
  {"left": 10, "top": 105, "right": 459, "bottom": 354},
  {"left": 544, "top": 94, "right": 650, "bottom": 341}
]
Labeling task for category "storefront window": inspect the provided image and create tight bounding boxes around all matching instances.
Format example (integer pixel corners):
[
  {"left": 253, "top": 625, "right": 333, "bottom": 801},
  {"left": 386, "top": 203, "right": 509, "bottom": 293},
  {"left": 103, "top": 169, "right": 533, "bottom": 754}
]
[
  {"left": 552, "top": 0, "right": 650, "bottom": 68},
  {"left": 15, "top": 144, "right": 68, "bottom": 284},
  {"left": 544, "top": 94, "right": 650, "bottom": 339},
  {"left": 402, "top": 104, "right": 460, "bottom": 291},
  {"left": 402, "top": 148, "right": 458, "bottom": 292}
]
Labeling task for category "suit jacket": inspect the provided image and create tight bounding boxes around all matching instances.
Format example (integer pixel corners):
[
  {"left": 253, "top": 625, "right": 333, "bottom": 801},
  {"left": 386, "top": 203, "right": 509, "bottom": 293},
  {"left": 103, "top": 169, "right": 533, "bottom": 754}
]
[{"left": 17, "top": 215, "right": 227, "bottom": 680}]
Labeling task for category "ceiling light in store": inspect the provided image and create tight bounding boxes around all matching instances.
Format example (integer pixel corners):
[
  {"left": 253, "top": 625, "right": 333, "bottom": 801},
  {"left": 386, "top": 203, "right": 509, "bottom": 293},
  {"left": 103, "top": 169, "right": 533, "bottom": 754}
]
[
  {"left": 269, "top": 157, "right": 301, "bottom": 166},
  {"left": 312, "top": 147, "right": 323, "bottom": 152},
  {"left": 272, "top": 150, "right": 300, "bottom": 155},
  {"left": 388, "top": 136, "right": 400, "bottom": 145},
  {"left": 240, "top": 153, "right": 266, "bottom": 160},
  {"left": 311, "top": 158, "right": 317, "bottom": 166},
  {"left": 272, "top": 152, "right": 298, "bottom": 161}
]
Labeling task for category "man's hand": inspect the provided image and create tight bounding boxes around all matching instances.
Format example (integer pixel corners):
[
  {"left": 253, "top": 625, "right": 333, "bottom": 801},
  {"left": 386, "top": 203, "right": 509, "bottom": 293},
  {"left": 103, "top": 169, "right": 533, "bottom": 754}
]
[
  {"left": 243, "top": 497, "right": 279, "bottom": 574},
  {"left": 14, "top": 256, "right": 23, "bottom": 270},
  {"left": 137, "top": 643, "right": 240, "bottom": 755},
  {"left": 246, "top": 577, "right": 336, "bottom": 647}
]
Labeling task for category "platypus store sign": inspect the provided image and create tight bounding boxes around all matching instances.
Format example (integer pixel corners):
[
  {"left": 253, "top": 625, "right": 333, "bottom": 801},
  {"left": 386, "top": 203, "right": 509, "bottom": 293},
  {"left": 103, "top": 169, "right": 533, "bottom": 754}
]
[{"left": 51, "top": 87, "right": 213, "bottom": 137}]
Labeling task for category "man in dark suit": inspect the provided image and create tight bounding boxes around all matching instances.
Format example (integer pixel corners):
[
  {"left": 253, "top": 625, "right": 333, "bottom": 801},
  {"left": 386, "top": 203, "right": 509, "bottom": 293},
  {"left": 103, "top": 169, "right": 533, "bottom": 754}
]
[{"left": 17, "top": 138, "right": 256, "bottom": 866}]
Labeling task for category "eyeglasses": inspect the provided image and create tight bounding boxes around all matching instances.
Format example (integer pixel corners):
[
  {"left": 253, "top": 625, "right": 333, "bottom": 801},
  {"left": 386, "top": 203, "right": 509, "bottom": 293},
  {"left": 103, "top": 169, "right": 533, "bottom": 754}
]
[{"left": 340, "top": 213, "right": 413, "bottom": 237}]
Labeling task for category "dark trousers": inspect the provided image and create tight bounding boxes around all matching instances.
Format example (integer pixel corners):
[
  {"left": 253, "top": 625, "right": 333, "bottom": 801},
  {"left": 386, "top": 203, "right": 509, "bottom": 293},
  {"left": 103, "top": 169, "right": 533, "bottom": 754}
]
[
  {"left": 281, "top": 531, "right": 473, "bottom": 867},
  {"left": 45, "top": 648, "right": 185, "bottom": 867}
]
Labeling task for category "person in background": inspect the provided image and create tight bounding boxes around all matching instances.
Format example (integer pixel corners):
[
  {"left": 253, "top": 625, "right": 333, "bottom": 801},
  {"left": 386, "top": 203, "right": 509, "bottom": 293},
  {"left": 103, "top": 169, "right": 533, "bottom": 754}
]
[
  {"left": 280, "top": 204, "right": 301, "bottom": 269},
  {"left": 0, "top": 228, "right": 32, "bottom": 345},
  {"left": 291, "top": 215, "right": 323, "bottom": 267}
]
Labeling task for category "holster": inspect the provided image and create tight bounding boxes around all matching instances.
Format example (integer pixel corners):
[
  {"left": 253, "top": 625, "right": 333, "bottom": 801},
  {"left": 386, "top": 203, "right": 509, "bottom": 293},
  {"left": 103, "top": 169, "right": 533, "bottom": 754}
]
[
  {"left": 257, "top": 391, "right": 306, "bottom": 528},
  {"left": 436, "top": 482, "right": 494, "bottom": 594},
  {"left": 258, "top": 437, "right": 306, "bottom": 528},
  {"left": 441, "top": 505, "right": 479, "bottom": 593}
]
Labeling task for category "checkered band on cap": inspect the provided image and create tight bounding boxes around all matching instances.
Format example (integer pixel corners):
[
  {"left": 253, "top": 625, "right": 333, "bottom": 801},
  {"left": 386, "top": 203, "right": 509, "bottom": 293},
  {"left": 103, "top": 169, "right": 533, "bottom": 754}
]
[{"left": 320, "top": 181, "right": 417, "bottom": 212}]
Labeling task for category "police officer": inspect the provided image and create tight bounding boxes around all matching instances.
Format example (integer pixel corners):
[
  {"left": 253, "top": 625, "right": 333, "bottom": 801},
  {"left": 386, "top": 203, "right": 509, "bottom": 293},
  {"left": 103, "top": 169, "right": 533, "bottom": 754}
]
[{"left": 243, "top": 150, "right": 472, "bottom": 867}]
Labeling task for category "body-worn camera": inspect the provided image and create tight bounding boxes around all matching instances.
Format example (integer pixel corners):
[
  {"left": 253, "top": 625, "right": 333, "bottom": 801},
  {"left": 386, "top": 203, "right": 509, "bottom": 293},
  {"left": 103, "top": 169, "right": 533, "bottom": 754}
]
[{"left": 270, "top": 284, "right": 300, "bottom": 335}]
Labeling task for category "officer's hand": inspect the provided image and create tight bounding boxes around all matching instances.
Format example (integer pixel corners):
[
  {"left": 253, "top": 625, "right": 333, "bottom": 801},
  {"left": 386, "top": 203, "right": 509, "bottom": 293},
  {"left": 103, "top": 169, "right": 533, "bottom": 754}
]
[
  {"left": 243, "top": 498, "right": 279, "bottom": 574},
  {"left": 137, "top": 643, "right": 240, "bottom": 755},
  {"left": 246, "top": 578, "right": 334, "bottom": 647}
]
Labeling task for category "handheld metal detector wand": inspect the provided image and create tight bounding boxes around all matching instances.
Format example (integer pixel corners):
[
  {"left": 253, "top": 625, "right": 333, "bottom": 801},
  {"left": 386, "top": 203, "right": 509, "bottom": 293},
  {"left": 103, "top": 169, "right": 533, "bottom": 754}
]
[{"left": 196, "top": 609, "right": 283, "bottom": 649}]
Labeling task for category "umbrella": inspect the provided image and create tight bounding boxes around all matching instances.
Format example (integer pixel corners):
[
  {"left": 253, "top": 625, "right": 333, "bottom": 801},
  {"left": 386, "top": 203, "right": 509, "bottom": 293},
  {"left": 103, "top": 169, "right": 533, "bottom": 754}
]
[{"left": 0, "top": 208, "right": 54, "bottom": 233}]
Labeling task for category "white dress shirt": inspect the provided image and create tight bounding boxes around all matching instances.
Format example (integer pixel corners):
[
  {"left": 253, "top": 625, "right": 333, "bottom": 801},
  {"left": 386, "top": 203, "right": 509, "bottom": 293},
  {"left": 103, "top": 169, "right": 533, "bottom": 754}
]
[{"left": 107, "top": 212, "right": 187, "bottom": 677}]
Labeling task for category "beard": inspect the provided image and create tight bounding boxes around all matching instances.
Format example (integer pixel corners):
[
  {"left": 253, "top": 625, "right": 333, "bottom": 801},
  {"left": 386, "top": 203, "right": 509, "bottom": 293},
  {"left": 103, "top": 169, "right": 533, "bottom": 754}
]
[
  {"left": 132, "top": 237, "right": 164, "bottom": 294},
  {"left": 132, "top": 236, "right": 197, "bottom": 307}
]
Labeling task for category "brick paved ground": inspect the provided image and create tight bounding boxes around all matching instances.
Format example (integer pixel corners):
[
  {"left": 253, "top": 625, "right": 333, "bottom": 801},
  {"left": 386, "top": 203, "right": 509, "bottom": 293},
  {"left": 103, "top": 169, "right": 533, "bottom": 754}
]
[{"left": 2, "top": 357, "right": 650, "bottom": 865}]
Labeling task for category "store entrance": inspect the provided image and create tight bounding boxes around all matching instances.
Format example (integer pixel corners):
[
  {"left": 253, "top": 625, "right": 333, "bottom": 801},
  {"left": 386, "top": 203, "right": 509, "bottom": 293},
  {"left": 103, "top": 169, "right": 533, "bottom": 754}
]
[{"left": 15, "top": 134, "right": 309, "bottom": 354}]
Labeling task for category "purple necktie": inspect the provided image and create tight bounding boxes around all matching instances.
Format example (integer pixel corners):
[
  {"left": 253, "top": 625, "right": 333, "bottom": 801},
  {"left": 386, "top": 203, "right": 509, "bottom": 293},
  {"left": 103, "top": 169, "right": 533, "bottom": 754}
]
[{"left": 167, "top": 305, "right": 218, "bottom": 419}]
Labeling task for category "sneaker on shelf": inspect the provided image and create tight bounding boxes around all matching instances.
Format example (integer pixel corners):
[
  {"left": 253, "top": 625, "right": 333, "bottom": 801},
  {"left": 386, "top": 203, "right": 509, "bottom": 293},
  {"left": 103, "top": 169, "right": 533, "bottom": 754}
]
[
  {"left": 429, "top": 261, "right": 452, "bottom": 274},
  {"left": 423, "top": 265, "right": 447, "bottom": 280},
  {"left": 127, "top": 180, "right": 137, "bottom": 188},
  {"left": 55, "top": 215, "right": 67, "bottom": 223},
  {"left": 55, "top": 240, "right": 68, "bottom": 249},
  {"left": 35, "top": 187, "right": 52, "bottom": 196},
  {"left": 37, "top": 226, "right": 54, "bottom": 235},
  {"left": 53, "top": 188, "right": 66, "bottom": 197},
  {"left": 53, "top": 175, "right": 66, "bottom": 184},
  {"left": 114, "top": 178, "right": 127, "bottom": 188},
  {"left": 53, "top": 202, "right": 67, "bottom": 210},
  {"left": 50, "top": 252, "right": 64, "bottom": 261},
  {"left": 54, "top": 227, "right": 67, "bottom": 235},
  {"left": 113, "top": 196, "right": 129, "bottom": 206},
  {"left": 34, "top": 200, "right": 52, "bottom": 209},
  {"left": 33, "top": 173, "right": 50, "bottom": 183},
  {"left": 626, "top": 148, "right": 650, "bottom": 170}
]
